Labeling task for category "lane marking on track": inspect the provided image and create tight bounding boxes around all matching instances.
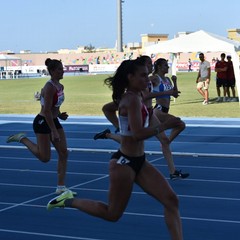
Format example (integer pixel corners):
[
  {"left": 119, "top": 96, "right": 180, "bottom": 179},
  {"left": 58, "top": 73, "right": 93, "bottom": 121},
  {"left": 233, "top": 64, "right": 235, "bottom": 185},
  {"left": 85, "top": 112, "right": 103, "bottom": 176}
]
[{"left": 0, "top": 229, "right": 105, "bottom": 240}]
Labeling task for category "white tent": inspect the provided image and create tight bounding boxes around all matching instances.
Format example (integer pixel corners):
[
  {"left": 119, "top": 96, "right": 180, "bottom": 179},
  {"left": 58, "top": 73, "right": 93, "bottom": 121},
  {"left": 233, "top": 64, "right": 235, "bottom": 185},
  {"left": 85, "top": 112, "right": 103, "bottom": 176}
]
[
  {"left": 0, "top": 54, "right": 22, "bottom": 70},
  {"left": 145, "top": 30, "right": 240, "bottom": 100}
]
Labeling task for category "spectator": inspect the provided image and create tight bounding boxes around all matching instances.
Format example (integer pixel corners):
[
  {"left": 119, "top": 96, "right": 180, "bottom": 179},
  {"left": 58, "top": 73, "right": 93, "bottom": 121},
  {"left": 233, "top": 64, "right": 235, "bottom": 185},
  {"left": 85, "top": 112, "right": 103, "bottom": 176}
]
[
  {"left": 215, "top": 53, "right": 228, "bottom": 102},
  {"left": 226, "top": 55, "right": 238, "bottom": 102},
  {"left": 188, "top": 58, "right": 192, "bottom": 72},
  {"left": 196, "top": 53, "right": 211, "bottom": 105}
]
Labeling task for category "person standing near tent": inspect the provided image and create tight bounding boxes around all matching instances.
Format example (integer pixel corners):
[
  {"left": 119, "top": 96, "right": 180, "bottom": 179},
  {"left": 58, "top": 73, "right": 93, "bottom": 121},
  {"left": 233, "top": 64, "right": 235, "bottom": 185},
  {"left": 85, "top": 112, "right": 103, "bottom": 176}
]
[
  {"left": 196, "top": 53, "right": 211, "bottom": 105},
  {"left": 226, "top": 55, "right": 238, "bottom": 102},
  {"left": 215, "top": 53, "right": 228, "bottom": 102}
]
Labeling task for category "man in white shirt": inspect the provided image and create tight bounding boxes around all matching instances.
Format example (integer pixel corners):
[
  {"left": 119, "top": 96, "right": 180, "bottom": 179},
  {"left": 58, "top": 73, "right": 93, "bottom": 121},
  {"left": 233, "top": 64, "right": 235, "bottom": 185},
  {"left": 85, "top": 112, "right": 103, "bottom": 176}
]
[{"left": 196, "top": 53, "right": 211, "bottom": 105}]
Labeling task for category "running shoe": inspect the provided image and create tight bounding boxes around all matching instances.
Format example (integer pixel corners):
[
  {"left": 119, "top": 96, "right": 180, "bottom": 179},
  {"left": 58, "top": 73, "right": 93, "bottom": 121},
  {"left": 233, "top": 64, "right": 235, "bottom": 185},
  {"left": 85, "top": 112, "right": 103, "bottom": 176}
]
[
  {"left": 93, "top": 129, "right": 111, "bottom": 140},
  {"left": 202, "top": 100, "right": 209, "bottom": 105},
  {"left": 230, "top": 97, "right": 238, "bottom": 102},
  {"left": 55, "top": 186, "right": 77, "bottom": 196},
  {"left": 170, "top": 170, "right": 190, "bottom": 180},
  {"left": 6, "top": 132, "right": 26, "bottom": 143},
  {"left": 47, "top": 190, "right": 74, "bottom": 210}
]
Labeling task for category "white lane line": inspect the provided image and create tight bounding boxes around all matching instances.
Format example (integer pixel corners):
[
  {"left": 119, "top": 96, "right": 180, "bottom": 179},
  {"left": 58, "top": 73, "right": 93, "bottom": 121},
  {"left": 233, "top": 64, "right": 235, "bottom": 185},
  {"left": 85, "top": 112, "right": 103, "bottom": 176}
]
[
  {"left": 0, "top": 168, "right": 106, "bottom": 176},
  {"left": 124, "top": 212, "right": 240, "bottom": 224},
  {"left": 0, "top": 175, "right": 108, "bottom": 213},
  {"left": 1, "top": 145, "right": 240, "bottom": 158},
  {"left": 1, "top": 184, "right": 240, "bottom": 202},
  {"left": 0, "top": 229, "right": 104, "bottom": 240}
]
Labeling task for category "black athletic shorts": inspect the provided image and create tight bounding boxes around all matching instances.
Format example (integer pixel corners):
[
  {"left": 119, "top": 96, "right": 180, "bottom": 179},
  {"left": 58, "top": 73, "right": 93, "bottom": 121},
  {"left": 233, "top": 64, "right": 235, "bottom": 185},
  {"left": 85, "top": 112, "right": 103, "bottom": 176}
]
[
  {"left": 154, "top": 104, "right": 169, "bottom": 113},
  {"left": 33, "top": 114, "right": 62, "bottom": 134},
  {"left": 111, "top": 150, "right": 145, "bottom": 175}
]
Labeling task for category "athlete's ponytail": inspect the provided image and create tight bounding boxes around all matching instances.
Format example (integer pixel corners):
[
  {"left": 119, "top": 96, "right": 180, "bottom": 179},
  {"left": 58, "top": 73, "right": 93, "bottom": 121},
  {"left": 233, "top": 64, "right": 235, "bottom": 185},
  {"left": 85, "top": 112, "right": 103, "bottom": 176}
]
[{"left": 104, "top": 59, "right": 145, "bottom": 105}]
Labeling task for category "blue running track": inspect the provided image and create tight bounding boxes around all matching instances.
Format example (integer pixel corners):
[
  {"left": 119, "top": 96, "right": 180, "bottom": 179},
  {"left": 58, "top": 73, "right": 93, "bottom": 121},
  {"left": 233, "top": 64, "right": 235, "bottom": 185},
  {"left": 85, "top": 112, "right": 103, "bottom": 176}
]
[{"left": 0, "top": 115, "right": 240, "bottom": 240}]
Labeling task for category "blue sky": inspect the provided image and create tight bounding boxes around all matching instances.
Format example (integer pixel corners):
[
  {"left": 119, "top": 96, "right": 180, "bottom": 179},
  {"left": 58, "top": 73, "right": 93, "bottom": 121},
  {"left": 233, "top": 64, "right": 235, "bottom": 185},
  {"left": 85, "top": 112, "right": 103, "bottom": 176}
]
[{"left": 1, "top": 0, "right": 240, "bottom": 52}]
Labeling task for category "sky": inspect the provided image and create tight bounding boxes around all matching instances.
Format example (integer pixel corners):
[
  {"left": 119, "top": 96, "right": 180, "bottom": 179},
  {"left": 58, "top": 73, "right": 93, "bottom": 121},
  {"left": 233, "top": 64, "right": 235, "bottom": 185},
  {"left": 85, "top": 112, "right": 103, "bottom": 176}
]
[{"left": 1, "top": 0, "right": 240, "bottom": 53}]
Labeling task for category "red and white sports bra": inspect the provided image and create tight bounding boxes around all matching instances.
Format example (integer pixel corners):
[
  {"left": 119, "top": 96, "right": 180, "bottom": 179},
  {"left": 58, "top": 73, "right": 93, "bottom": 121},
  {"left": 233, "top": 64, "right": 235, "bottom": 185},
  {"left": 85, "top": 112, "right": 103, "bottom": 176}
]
[
  {"left": 40, "top": 80, "right": 65, "bottom": 108},
  {"left": 119, "top": 103, "right": 149, "bottom": 136}
]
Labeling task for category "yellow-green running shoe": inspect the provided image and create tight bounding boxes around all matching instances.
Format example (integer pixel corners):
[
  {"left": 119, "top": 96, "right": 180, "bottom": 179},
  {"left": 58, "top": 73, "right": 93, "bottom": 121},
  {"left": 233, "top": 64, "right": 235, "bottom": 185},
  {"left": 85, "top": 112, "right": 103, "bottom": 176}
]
[
  {"left": 6, "top": 132, "right": 26, "bottom": 143},
  {"left": 47, "top": 190, "right": 74, "bottom": 211}
]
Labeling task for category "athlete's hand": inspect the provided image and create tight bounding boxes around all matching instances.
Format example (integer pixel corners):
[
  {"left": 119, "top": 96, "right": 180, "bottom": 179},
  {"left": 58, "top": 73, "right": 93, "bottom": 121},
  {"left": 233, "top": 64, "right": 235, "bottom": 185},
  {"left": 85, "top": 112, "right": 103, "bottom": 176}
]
[
  {"left": 172, "top": 90, "right": 181, "bottom": 98},
  {"left": 51, "top": 129, "right": 60, "bottom": 142},
  {"left": 58, "top": 112, "right": 68, "bottom": 120},
  {"left": 171, "top": 75, "right": 177, "bottom": 82}
]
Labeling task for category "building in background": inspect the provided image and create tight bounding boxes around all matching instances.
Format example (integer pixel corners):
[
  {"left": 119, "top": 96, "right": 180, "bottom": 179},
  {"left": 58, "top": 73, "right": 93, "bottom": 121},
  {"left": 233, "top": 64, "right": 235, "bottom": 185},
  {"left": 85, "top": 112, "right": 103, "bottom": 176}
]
[{"left": 228, "top": 29, "right": 240, "bottom": 42}]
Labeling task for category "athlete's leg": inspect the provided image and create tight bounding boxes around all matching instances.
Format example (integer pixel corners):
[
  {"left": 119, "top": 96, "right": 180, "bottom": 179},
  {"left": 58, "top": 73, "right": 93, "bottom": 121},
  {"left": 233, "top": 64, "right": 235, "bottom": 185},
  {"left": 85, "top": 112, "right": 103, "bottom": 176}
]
[
  {"left": 153, "top": 109, "right": 185, "bottom": 143},
  {"left": 51, "top": 128, "right": 68, "bottom": 186},
  {"left": 150, "top": 114, "right": 175, "bottom": 174},
  {"left": 20, "top": 134, "right": 51, "bottom": 162},
  {"left": 136, "top": 161, "right": 183, "bottom": 240},
  {"left": 66, "top": 159, "right": 135, "bottom": 221},
  {"left": 106, "top": 133, "right": 121, "bottom": 143}
]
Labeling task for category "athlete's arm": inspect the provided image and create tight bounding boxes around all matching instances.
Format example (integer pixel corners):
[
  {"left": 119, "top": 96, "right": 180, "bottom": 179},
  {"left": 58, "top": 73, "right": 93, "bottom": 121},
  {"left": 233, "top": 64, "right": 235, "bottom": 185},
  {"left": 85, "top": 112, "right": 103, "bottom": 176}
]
[
  {"left": 102, "top": 101, "right": 119, "bottom": 129},
  {"left": 127, "top": 95, "right": 174, "bottom": 141},
  {"left": 42, "top": 83, "right": 60, "bottom": 141},
  {"left": 142, "top": 90, "right": 176, "bottom": 101}
]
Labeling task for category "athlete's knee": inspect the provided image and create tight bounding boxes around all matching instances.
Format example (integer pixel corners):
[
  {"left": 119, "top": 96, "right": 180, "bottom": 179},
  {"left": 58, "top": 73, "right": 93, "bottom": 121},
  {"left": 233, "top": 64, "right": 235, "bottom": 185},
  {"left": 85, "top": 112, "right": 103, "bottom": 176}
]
[
  {"left": 58, "top": 148, "right": 68, "bottom": 160},
  {"left": 106, "top": 211, "right": 123, "bottom": 222},
  {"left": 160, "top": 137, "right": 170, "bottom": 146},
  {"left": 165, "top": 192, "right": 179, "bottom": 210},
  {"left": 39, "top": 154, "right": 51, "bottom": 163},
  {"left": 179, "top": 120, "right": 186, "bottom": 130}
]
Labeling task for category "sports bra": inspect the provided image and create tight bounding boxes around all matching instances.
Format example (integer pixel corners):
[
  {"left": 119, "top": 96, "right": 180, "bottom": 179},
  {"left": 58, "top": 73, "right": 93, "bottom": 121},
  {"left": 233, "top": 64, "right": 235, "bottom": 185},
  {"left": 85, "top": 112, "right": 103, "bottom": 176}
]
[
  {"left": 119, "top": 103, "right": 149, "bottom": 136},
  {"left": 152, "top": 75, "right": 173, "bottom": 99},
  {"left": 40, "top": 80, "right": 65, "bottom": 108}
]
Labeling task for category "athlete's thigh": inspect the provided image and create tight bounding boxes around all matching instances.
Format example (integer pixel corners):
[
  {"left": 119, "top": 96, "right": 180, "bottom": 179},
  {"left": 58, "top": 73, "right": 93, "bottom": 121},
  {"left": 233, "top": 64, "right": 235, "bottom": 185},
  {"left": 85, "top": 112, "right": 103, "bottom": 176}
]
[
  {"left": 149, "top": 112, "right": 161, "bottom": 127},
  {"left": 36, "top": 133, "right": 51, "bottom": 157},
  {"left": 136, "top": 160, "right": 175, "bottom": 204},
  {"left": 108, "top": 159, "right": 135, "bottom": 213},
  {"left": 51, "top": 128, "right": 67, "bottom": 153},
  {"left": 153, "top": 108, "right": 170, "bottom": 123},
  {"left": 154, "top": 108, "right": 177, "bottom": 123}
]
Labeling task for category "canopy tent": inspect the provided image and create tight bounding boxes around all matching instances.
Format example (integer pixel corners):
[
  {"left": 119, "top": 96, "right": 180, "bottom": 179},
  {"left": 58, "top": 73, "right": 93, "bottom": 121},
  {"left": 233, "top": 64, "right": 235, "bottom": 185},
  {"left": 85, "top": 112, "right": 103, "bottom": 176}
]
[
  {"left": 0, "top": 54, "right": 22, "bottom": 70},
  {"left": 145, "top": 30, "right": 240, "bottom": 101}
]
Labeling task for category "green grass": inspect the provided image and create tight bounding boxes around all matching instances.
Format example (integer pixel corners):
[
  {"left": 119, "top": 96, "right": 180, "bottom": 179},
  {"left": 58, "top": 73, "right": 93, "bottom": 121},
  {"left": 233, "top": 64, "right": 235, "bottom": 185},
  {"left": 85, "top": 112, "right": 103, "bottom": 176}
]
[{"left": 0, "top": 72, "right": 239, "bottom": 117}]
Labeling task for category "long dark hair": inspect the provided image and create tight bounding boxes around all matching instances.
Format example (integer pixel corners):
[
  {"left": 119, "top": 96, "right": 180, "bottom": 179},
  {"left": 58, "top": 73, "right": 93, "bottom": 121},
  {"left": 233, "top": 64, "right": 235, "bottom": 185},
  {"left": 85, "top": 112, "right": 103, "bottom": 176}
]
[
  {"left": 138, "top": 55, "right": 151, "bottom": 64},
  {"left": 104, "top": 59, "right": 145, "bottom": 104}
]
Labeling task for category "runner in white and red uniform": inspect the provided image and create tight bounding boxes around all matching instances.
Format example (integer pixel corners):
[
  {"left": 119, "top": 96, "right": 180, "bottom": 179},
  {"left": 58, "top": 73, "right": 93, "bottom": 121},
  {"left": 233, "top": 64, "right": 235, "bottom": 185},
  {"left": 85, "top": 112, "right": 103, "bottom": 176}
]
[
  {"left": 6, "top": 58, "right": 74, "bottom": 195},
  {"left": 47, "top": 59, "right": 183, "bottom": 240}
]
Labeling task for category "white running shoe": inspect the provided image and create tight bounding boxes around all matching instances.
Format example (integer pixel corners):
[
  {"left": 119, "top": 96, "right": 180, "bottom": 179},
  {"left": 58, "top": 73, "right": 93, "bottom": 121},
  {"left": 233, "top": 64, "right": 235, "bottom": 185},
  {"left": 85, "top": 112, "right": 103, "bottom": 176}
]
[
  {"left": 55, "top": 186, "right": 77, "bottom": 196},
  {"left": 6, "top": 132, "right": 26, "bottom": 143},
  {"left": 202, "top": 100, "right": 208, "bottom": 105}
]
